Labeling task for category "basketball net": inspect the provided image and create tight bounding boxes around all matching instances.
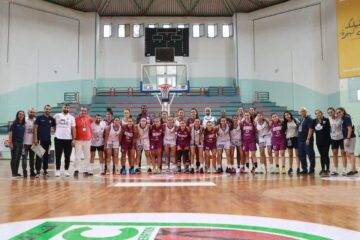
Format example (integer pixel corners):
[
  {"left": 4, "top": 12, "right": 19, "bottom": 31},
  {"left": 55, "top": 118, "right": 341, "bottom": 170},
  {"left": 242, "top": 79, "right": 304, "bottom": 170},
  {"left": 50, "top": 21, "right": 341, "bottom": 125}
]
[{"left": 159, "top": 84, "right": 171, "bottom": 102}]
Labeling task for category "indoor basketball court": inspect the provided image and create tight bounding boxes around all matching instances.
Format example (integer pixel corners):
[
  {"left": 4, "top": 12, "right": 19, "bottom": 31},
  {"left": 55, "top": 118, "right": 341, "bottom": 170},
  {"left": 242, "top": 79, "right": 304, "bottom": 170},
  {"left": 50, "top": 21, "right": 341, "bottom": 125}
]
[{"left": 0, "top": 0, "right": 360, "bottom": 239}]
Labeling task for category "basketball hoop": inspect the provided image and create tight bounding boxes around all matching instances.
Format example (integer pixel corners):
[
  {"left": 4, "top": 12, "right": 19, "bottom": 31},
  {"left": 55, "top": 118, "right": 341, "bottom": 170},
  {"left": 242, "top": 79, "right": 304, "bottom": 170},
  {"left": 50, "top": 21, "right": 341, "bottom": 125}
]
[{"left": 159, "top": 84, "right": 172, "bottom": 102}]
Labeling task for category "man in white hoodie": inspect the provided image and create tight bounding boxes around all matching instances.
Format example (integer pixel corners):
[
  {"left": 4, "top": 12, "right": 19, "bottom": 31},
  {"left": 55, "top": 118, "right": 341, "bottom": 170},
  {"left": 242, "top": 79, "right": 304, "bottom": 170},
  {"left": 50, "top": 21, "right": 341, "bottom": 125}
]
[{"left": 202, "top": 107, "right": 217, "bottom": 127}]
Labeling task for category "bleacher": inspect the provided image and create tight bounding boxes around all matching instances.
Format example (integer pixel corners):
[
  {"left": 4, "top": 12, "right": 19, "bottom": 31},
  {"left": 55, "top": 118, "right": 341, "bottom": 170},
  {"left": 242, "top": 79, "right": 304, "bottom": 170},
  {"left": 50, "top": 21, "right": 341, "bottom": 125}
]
[{"left": 0, "top": 87, "right": 300, "bottom": 134}]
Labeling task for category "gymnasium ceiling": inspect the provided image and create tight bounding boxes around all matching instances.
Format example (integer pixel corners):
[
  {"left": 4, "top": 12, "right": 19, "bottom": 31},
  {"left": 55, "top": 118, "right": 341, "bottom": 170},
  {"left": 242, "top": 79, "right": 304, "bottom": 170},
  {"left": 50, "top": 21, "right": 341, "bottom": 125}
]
[{"left": 44, "top": 0, "right": 289, "bottom": 17}]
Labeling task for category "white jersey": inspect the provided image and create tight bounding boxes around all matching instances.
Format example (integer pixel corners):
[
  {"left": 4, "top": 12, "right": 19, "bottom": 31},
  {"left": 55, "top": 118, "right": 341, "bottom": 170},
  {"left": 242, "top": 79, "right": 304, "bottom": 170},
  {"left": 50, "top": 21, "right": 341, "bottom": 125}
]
[
  {"left": 256, "top": 121, "right": 271, "bottom": 137},
  {"left": 54, "top": 113, "right": 75, "bottom": 140},
  {"left": 230, "top": 125, "right": 242, "bottom": 146},
  {"left": 24, "top": 117, "right": 35, "bottom": 145},
  {"left": 121, "top": 117, "right": 129, "bottom": 126},
  {"left": 164, "top": 124, "right": 176, "bottom": 146},
  {"left": 91, "top": 121, "right": 106, "bottom": 147},
  {"left": 191, "top": 126, "right": 204, "bottom": 147},
  {"left": 175, "top": 117, "right": 186, "bottom": 127},
  {"left": 202, "top": 116, "right": 217, "bottom": 127},
  {"left": 286, "top": 120, "right": 298, "bottom": 139},
  {"left": 217, "top": 125, "right": 230, "bottom": 143},
  {"left": 329, "top": 117, "right": 344, "bottom": 140},
  {"left": 108, "top": 123, "right": 121, "bottom": 143},
  {"left": 137, "top": 124, "right": 149, "bottom": 140}
]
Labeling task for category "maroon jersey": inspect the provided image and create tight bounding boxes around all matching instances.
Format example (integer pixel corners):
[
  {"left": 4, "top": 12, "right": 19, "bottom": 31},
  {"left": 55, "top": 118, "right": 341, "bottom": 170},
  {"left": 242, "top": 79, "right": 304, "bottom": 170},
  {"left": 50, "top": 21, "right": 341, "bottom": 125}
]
[
  {"left": 242, "top": 120, "right": 256, "bottom": 142},
  {"left": 203, "top": 128, "right": 217, "bottom": 150},
  {"left": 177, "top": 128, "right": 190, "bottom": 149},
  {"left": 150, "top": 125, "right": 163, "bottom": 150},
  {"left": 121, "top": 125, "right": 135, "bottom": 151},
  {"left": 186, "top": 117, "right": 195, "bottom": 126},
  {"left": 271, "top": 121, "right": 286, "bottom": 144}
]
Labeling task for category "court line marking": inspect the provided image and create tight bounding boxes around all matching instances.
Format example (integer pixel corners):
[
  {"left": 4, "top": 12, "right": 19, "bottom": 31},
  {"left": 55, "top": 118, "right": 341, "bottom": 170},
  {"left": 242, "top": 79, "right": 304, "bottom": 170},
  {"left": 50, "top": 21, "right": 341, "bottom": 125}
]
[{"left": 112, "top": 181, "right": 216, "bottom": 187}]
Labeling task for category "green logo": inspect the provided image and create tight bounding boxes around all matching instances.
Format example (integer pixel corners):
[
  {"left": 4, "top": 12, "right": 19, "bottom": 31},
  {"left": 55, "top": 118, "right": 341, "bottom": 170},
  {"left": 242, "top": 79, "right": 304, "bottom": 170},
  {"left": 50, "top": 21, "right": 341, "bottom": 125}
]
[{"left": 10, "top": 221, "right": 330, "bottom": 240}]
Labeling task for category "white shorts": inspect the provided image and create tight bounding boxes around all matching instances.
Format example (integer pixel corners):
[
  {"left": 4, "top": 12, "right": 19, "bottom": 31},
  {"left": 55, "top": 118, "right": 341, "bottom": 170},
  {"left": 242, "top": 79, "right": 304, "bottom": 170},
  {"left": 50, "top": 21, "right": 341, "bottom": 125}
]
[
  {"left": 258, "top": 135, "right": 272, "bottom": 148},
  {"left": 217, "top": 141, "right": 231, "bottom": 150},
  {"left": 344, "top": 137, "right": 356, "bottom": 153},
  {"left": 164, "top": 138, "right": 176, "bottom": 147},
  {"left": 136, "top": 139, "right": 150, "bottom": 151},
  {"left": 106, "top": 141, "right": 119, "bottom": 149},
  {"left": 230, "top": 140, "right": 241, "bottom": 147}
]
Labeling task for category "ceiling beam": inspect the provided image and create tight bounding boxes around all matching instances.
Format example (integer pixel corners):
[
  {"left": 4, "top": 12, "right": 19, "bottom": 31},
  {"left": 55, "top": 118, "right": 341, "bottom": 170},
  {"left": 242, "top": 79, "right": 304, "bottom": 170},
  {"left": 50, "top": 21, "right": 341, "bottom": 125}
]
[
  {"left": 99, "top": 0, "right": 111, "bottom": 15},
  {"left": 235, "top": 0, "right": 245, "bottom": 11},
  {"left": 248, "top": 0, "right": 262, "bottom": 7},
  {"left": 90, "top": 0, "right": 97, "bottom": 11},
  {"left": 177, "top": 0, "right": 190, "bottom": 15},
  {"left": 131, "top": 0, "right": 144, "bottom": 13},
  {"left": 142, "top": 0, "right": 156, "bottom": 15},
  {"left": 222, "top": 0, "right": 235, "bottom": 15},
  {"left": 188, "top": 0, "right": 201, "bottom": 15},
  {"left": 72, "top": 0, "right": 86, "bottom": 7}
]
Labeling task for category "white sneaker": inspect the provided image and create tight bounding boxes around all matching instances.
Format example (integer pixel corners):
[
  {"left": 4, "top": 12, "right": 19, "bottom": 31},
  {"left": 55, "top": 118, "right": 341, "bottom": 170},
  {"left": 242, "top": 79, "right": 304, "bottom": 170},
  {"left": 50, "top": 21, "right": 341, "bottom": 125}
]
[
  {"left": 236, "top": 167, "right": 240, "bottom": 174},
  {"left": 342, "top": 171, "right": 347, "bottom": 176},
  {"left": 64, "top": 171, "right": 70, "bottom": 177},
  {"left": 55, "top": 170, "right": 61, "bottom": 177}
]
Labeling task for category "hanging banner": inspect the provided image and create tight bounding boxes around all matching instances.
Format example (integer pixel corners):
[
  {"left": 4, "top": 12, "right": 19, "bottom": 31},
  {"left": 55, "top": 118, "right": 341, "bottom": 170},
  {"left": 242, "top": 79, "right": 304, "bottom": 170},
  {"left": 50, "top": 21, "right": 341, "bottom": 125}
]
[{"left": 337, "top": 0, "right": 360, "bottom": 78}]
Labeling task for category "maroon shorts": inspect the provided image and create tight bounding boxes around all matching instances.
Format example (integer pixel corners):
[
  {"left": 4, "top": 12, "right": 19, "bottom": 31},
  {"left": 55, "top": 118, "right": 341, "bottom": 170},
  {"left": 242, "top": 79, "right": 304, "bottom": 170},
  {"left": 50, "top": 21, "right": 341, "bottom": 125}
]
[
  {"left": 150, "top": 141, "right": 163, "bottom": 151},
  {"left": 204, "top": 142, "right": 216, "bottom": 151},
  {"left": 272, "top": 140, "right": 286, "bottom": 151},
  {"left": 242, "top": 140, "right": 257, "bottom": 152}
]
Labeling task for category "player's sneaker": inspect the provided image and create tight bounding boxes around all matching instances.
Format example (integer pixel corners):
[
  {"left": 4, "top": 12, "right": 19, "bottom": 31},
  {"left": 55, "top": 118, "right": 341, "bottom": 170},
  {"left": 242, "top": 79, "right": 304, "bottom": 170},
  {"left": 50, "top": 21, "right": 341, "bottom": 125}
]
[
  {"left": 288, "top": 168, "right": 293, "bottom": 175},
  {"left": 275, "top": 167, "right": 280, "bottom": 174},
  {"left": 147, "top": 168, "right": 152, "bottom": 174},
  {"left": 190, "top": 167, "right": 195, "bottom": 174},
  {"left": 55, "top": 170, "right": 61, "bottom": 177},
  {"left": 129, "top": 167, "right": 136, "bottom": 175},
  {"left": 199, "top": 167, "right": 204, "bottom": 174},
  {"left": 120, "top": 167, "right": 127, "bottom": 175},
  {"left": 64, "top": 171, "right": 70, "bottom": 177},
  {"left": 281, "top": 167, "right": 286, "bottom": 174}
]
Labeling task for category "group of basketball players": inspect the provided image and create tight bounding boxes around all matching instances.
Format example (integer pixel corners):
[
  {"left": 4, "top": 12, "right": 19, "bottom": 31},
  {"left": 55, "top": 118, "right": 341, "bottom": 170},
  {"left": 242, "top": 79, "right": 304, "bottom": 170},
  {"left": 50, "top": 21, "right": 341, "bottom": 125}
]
[{"left": 8, "top": 103, "right": 357, "bottom": 178}]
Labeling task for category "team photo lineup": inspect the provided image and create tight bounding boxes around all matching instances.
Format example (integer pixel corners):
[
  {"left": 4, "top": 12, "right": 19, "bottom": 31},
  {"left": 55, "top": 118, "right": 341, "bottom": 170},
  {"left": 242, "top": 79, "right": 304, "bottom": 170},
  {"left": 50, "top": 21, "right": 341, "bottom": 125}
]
[{"left": 8, "top": 103, "right": 357, "bottom": 178}]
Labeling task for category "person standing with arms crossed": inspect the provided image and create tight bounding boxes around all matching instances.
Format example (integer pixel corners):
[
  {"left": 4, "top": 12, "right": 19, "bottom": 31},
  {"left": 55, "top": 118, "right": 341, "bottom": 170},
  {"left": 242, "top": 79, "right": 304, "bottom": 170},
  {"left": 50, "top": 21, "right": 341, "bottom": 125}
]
[{"left": 54, "top": 104, "right": 76, "bottom": 177}]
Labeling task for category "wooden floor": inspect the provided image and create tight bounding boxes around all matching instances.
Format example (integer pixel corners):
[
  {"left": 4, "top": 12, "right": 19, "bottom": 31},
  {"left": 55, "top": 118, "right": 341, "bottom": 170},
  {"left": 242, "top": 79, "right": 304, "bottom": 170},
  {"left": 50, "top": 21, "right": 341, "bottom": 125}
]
[{"left": 1, "top": 159, "right": 360, "bottom": 235}]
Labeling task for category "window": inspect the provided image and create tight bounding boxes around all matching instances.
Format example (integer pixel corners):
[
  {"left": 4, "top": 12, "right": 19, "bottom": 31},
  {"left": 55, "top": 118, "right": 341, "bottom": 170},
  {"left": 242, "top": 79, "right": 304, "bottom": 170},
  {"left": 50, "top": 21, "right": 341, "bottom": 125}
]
[
  {"left": 177, "top": 24, "right": 189, "bottom": 29},
  {"left": 103, "top": 24, "right": 112, "bottom": 38},
  {"left": 357, "top": 90, "right": 360, "bottom": 101},
  {"left": 192, "top": 24, "right": 204, "bottom": 38},
  {"left": 222, "top": 24, "right": 233, "bottom": 38},
  {"left": 118, "top": 24, "right": 130, "bottom": 38},
  {"left": 207, "top": 24, "right": 217, "bottom": 38},
  {"left": 147, "top": 24, "right": 157, "bottom": 28},
  {"left": 162, "top": 24, "right": 172, "bottom": 28},
  {"left": 133, "top": 24, "right": 144, "bottom": 38}
]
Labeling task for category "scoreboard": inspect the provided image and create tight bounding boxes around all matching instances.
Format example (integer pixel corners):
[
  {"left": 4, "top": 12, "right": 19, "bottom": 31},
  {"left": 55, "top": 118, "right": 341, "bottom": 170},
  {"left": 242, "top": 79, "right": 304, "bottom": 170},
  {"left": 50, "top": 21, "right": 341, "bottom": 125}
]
[{"left": 145, "top": 28, "right": 189, "bottom": 57}]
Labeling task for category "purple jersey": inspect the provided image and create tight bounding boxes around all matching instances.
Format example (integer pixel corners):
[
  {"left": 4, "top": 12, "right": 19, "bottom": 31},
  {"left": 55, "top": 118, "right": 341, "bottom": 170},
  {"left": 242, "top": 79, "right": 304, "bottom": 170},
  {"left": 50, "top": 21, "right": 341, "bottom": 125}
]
[
  {"left": 204, "top": 129, "right": 217, "bottom": 150},
  {"left": 241, "top": 121, "right": 256, "bottom": 142},
  {"left": 186, "top": 117, "right": 195, "bottom": 126},
  {"left": 121, "top": 125, "right": 135, "bottom": 151},
  {"left": 177, "top": 128, "right": 190, "bottom": 149},
  {"left": 271, "top": 121, "right": 286, "bottom": 143},
  {"left": 150, "top": 126, "right": 163, "bottom": 150}
]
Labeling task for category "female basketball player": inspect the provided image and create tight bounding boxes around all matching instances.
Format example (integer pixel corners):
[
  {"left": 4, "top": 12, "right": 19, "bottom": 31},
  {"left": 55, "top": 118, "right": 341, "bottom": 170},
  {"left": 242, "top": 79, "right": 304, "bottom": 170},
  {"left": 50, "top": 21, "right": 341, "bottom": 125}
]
[
  {"left": 119, "top": 117, "right": 137, "bottom": 175},
  {"left": 104, "top": 108, "right": 114, "bottom": 173},
  {"left": 149, "top": 117, "right": 164, "bottom": 174},
  {"left": 175, "top": 108, "right": 186, "bottom": 127},
  {"left": 256, "top": 112, "right": 272, "bottom": 174},
  {"left": 163, "top": 116, "right": 177, "bottom": 173},
  {"left": 241, "top": 112, "right": 258, "bottom": 173},
  {"left": 327, "top": 107, "right": 347, "bottom": 176},
  {"left": 104, "top": 117, "right": 121, "bottom": 175},
  {"left": 160, "top": 111, "right": 168, "bottom": 125},
  {"left": 190, "top": 118, "right": 204, "bottom": 173},
  {"left": 187, "top": 108, "right": 199, "bottom": 126},
  {"left": 284, "top": 111, "right": 300, "bottom": 174},
  {"left": 217, "top": 118, "right": 233, "bottom": 173},
  {"left": 176, "top": 120, "right": 191, "bottom": 173},
  {"left": 121, "top": 108, "right": 132, "bottom": 126},
  {"left": 269, "top": 113, "right": 286, "bottom": 174},
  {"left": 135, "top": 117, "right": 152, "bottom": 173},
  {"left": 230, "top": 115, "right": 242, "bottom": 173},
  {"left": 203, "top": 121, "right": 218, "bottom": 173}
]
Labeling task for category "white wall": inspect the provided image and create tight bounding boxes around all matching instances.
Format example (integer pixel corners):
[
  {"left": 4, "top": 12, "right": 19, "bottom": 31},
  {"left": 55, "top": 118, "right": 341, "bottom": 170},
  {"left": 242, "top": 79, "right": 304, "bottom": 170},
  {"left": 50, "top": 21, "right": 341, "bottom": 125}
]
[
  {"left": 0, "top": 0, "right": 96, "bottom": 122},
  {"left": 235, "top": 0, "right": 339, "bottom": 106},
  {"left": 98, "top": 17, "right": 235, "bottom": 87}
]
